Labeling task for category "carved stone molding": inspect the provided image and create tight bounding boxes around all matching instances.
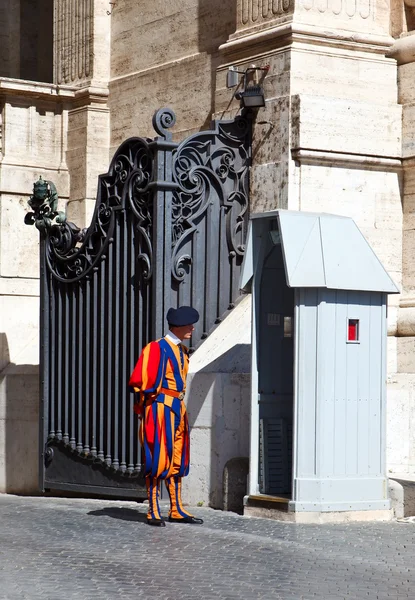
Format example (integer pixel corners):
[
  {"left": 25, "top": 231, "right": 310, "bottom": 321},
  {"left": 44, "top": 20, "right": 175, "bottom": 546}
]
[
  {"left": 291, "top": 149, "right": 402, "bottom": 171},
  {"left": 240, "top": 0, "right": 294, "bottom": 26},
  {"left": 221, "top": 21, "right": 394, "bottom": 54},
  {"left": 301, "top": 0, "right": 372, "bottom": 18},
  {"left": 226, "top": 0, "right": 394, "bottom": 53},
  {"left": 231, "top": 0, "right": 295, "bottom": 42},
  {"left": 231, "top": 0, "right": 385, "bottom": 41}
]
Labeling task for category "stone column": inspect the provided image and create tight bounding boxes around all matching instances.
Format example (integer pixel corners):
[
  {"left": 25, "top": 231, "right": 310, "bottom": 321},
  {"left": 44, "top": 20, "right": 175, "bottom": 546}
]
[
  {"left": 55, "top": 0, "right": 111, "bottom": 227},
  {"left": 382, "top": 7, "right": 415, "bottom": 475},
  {"left": 388, "top": 17, "right": 415, "bottom": 361},
  {"left": 54, "top": 0, "right": 110, "bottom": 88}
]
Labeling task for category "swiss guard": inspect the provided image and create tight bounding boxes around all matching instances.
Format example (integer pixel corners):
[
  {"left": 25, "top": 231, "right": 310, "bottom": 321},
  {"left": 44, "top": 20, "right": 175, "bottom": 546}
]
[{"left": 129, "top": 306, "right": 204, "bottom": 527}]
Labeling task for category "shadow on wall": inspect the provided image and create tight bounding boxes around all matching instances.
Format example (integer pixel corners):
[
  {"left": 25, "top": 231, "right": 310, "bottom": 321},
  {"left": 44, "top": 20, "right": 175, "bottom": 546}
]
[
  {"left": 197, "top": 0, "right": 237, "bottom": 126},
  {"left": 186, "top": 343, "right": 251, "bottom": 512},
  {"left": 0, "top": 333, "right": 40, "bottom": 494},
  {"left": 0, "top": 0, "right": 53, "bottom": 82}
]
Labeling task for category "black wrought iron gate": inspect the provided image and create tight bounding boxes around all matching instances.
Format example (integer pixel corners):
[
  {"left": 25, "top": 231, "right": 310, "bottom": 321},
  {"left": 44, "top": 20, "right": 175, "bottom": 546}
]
[{"left": 26, "top": 108, "right": 251, "bottom": 497}]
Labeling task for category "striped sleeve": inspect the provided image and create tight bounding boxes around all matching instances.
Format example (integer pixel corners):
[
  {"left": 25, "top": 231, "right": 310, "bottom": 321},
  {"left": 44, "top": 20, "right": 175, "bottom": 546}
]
[{"left": 129, "top": 341, "right": 164, "bottom": 394}]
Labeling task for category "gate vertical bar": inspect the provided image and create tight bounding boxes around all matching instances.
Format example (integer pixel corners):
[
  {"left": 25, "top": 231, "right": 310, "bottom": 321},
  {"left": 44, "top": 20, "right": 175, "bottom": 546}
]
[
  {"left": 163, "top": 143, "right": 174, "bottom": 318},
  {"left": 151, "top": 154, "right": 166, "bottom": 341},
  {"left": 70, "top": 291, "right": 76, "bottom": 449},
  {"left": 128, "top": 211, "right": 135, "bottom": 474},
  {"left": 49, "top": 277, "right": 56, "bottom": 440},
  {"left": 39, "top": 235, "right": 49, "bottom": 492},
  {"left": 151, "top": 109, "right": 179, "bottom": 339},
  {"left": 106, "top": 242, "right": 113, "bottom": 466},
  {"left": 76, "top": 283, "right": 83, "bottom": 452},
  {"left": 113, "top": 223, "right": 120, "bottom": 470},
  {"left": 84, "top": 280, "right": 90, "bottom": 454},
  {"left": 56, "top": 284, "right": 63, "bottom": 441},
  {"left": 120, "top": 213, "right": 127, "bottom": 472},
  {"left": 98, "top": 261, "right": 105, "bottom": 462},
  {"left": 91, "top": 269, "right": 98, "bottom": 457},
  {"left": 63, "top": 289, "right": 69, "bottom": 445}
]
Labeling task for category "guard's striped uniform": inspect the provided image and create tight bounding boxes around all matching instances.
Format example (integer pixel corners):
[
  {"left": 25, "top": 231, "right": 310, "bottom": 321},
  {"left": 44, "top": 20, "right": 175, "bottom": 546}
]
[{"left": 129, "top": 337, "right": 193, "bottom": 521}]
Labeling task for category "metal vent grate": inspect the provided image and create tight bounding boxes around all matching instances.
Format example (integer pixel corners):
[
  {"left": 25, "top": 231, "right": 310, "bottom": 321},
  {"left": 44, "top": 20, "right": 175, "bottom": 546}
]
[{"left": 259, "top": 418, "right": 292, "bottom": 495}]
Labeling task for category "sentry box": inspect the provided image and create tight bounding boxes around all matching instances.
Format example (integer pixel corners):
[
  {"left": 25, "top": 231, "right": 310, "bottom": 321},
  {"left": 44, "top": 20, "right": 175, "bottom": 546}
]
[{"left": 240, "top": 210, "right": 399, "bottom": 522}]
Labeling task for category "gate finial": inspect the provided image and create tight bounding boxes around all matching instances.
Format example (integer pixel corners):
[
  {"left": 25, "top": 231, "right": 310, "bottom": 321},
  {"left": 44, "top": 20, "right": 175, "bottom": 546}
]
[{"left": 152, "top": 108, "right": 176, "bottom": 140}]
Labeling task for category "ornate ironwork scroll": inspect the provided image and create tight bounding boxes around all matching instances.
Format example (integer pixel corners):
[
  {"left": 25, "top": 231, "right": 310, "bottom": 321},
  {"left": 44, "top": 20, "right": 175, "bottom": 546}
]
[
  {"left": 172, "top": 116, "right": 249, "bottom": 262},
  {"left": 170, "top": 115, "right": 250, "bottom": 341},
  {"left": 30, "top": 138, "right": 154, "bottom": 283}
]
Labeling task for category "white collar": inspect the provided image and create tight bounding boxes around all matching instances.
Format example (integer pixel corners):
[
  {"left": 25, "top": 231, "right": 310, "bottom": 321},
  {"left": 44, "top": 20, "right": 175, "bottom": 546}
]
[{"left": 165, "top": 330, "right": 182, "bottom": 346}]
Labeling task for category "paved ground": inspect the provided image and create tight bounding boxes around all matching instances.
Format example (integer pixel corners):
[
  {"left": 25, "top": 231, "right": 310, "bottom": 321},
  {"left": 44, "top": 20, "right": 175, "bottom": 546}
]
[{"left": 0, "top": 495, "right": 414, "bottom": 600}]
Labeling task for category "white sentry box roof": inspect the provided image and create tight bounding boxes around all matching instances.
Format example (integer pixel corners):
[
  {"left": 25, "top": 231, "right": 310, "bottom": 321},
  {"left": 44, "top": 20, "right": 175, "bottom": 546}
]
[{"left": 240, "top": 210, "right": 399, "bottom": 293}]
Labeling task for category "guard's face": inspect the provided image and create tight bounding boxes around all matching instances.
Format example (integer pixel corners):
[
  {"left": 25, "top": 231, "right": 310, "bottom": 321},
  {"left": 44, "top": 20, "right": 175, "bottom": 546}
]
[{"left": 174, "top": 324, "right": 195, "bottom": 340}]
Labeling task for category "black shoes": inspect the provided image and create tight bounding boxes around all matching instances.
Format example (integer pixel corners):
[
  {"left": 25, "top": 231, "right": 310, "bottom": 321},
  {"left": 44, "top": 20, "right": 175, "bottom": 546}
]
[
  {"left": 146, "top": 518, "right": 166, "bottom": 527},
  {"left": 168, "top": 516, "right": 204, "bottom": 524},
  {"left": 146, "top": 516, "right": 204, "bottom": 526}
]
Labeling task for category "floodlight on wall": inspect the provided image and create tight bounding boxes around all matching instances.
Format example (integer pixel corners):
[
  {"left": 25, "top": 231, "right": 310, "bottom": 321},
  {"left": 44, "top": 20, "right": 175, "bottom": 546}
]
[
  {"left": 237, "top": 85, "right": 266, "bottom": 109},
  {"left": 227, "top": 65, "right": 270, "bottom": 110}
]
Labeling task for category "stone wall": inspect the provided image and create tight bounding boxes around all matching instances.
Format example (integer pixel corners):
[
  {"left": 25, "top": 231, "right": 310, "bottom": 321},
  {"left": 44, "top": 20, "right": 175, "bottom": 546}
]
[
  {"left": 53, "top": 0, "right": 111, "bottom": 227},
  {"left": 108, "top": 0, "right": 237, "bottom": 147},
  {"left": 0, "top": 79, "right": 71, "bottom": 493},
  {"left": 185, "top": 296, "right": 251, "bottom": 509}
]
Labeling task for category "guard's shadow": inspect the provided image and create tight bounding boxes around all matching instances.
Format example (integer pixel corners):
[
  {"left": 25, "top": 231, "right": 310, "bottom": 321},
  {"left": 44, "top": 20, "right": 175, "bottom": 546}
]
[{"left": 88, "top": 507, "right": 147, "bottom": 523}]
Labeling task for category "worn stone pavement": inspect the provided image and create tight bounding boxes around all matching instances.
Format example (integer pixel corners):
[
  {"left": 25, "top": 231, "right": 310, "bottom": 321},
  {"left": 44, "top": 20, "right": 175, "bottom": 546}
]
[{"left": 0, "top": 494, "right": 414, "bottom": 600}]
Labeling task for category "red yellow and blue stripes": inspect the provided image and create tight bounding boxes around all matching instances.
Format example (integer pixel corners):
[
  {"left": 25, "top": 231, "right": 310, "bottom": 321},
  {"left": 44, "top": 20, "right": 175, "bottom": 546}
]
[
  {"left": 139, "top": 392, "right": 190, "bottom": 479},
  {"left": 130, "top": 338, "right": 190, "bottom": 479},
  {"left": 146, "top": 476, "right": 162, "bottom": 521},
  {"left": 129, "top": 336, "right": 191, "bottom": 521},
  {"left": 165, "top": 476, "right": 193, "bottom": 519}
]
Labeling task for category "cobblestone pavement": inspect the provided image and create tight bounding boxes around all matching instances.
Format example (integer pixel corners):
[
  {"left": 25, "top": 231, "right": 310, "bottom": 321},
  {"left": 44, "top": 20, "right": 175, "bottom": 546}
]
[{"left": 0, "top": 495, "right": 414, "bottom": 600}]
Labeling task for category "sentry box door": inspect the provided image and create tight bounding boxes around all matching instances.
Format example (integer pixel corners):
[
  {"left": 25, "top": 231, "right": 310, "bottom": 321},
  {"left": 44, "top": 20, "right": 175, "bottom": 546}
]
[{"left": 257, "top": 232, "right": 294, "bottom": 495}]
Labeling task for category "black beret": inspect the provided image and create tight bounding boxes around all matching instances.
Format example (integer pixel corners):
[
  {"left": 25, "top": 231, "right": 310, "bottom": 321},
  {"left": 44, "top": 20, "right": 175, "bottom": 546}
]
[{"left": 166, "top": 306, "right": 199, "bottom": 327}]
